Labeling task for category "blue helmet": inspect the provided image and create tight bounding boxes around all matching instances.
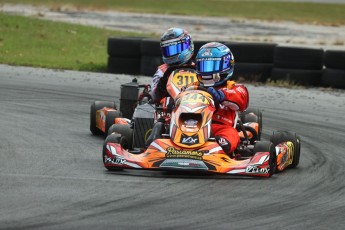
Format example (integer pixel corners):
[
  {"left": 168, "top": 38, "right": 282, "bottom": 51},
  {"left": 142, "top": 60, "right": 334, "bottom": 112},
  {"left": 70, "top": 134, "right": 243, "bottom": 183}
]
[
  {"left": 160, "top": 28, "right": 194, "bottom": 65},
  {"left": 196, "top": 42, "right": 235, "bottom": 87}
]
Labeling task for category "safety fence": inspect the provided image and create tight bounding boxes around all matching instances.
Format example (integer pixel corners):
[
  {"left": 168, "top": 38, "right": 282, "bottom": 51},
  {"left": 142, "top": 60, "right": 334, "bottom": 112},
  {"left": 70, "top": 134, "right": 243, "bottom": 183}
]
[{"left": 107, "top": 37, "right": 345, "bottom": 89}]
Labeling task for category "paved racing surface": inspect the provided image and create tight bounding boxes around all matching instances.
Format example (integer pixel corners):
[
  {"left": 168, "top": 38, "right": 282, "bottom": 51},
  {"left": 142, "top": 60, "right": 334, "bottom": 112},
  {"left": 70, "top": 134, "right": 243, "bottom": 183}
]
[{"left": 1, "top": 64, "right": 345, "bottom": 229}]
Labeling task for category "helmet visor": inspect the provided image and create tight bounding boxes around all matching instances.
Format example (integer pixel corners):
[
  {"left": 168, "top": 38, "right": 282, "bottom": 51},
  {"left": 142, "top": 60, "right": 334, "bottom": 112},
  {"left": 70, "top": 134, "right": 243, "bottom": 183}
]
[
  {"left": 161, "top": 37, "right": 191, "bottom": 57},
  {"left": 196, "top": 54, "right": 231, "bottom": 74}
]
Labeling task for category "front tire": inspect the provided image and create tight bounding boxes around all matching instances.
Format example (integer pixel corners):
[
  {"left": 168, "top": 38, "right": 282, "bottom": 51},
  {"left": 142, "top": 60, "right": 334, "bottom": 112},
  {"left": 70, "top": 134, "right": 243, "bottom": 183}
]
[
  {"left": 103, "top": 133, "right": 124, "bottom": 171},
  {"left": 253, "top": 141, "right": 276, "bottom": 177},
  {"left": 107, "top": 124, "right": 133, "bottom": 150},
  {"left": 270, "top": 130, "right": 301, "bottom": 169}
]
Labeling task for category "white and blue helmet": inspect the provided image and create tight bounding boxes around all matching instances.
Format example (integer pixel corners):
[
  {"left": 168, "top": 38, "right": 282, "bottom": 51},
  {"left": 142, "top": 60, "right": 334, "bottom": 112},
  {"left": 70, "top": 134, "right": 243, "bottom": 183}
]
[
  {"left": 196, "top": 42, "right": 235, "bottom": 87},
  {"left": 160, "top": 28, "right": 194, "bottom": 65}
]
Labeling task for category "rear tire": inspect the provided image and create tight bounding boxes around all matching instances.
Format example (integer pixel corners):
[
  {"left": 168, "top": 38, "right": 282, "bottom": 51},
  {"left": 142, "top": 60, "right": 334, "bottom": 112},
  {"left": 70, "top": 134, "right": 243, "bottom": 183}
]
[
  {"left": 270, "top": 130, "right": 301, "bottom": 169},
  {"left": 105, "top": 110, "right": 122, "bottom": 136},
  {"left": 253, "top": 141, "right": 276, "bottom": 177},
  {"left": 90, "top": 101, "right": 116, "bottom": 135}
]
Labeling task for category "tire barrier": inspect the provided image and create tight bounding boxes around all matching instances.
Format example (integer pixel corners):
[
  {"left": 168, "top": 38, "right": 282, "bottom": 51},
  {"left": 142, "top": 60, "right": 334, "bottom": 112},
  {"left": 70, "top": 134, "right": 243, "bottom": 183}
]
[
  {"left": 107, "top": 57, "right": 141, "bottom": 75},
  {"left": 233, "top": 63, "right": 273, "bottom": 82},
  {"left": 107, "top": 37, "right": 143, "bottom": 58},
  {"left": 107, "top": 37, "right": 345, "bottom": 89},
  {"left": 231, "top": 43, "right": 276, "bottom": 82},
  {"left": 324, "top": 50, "right": 345, "bottom": 70},
  {"left": 271, "top": 46, "right": 324, "bottom": 86},
  {"left": 274, "top": 46, "right": 324, "bottom": 70},
  {"left": 140, "top": 56, "right": 163, "bottom": 76},
  {"left": 107, "top": 37, "right": 143, "bottom": 74},
  {"left": 321, "top": 68, "right": 345, "bottom": 89},
  {"left": 271, "top": 68, "right": 322, "bottom": 86},
  {"left": 322, "top": 50, "right": 345, "bottom": 89},
  {"left": 140, "top": 39, "right": 163, "bottom": 76},
  {"left": 231, "top": 43, "right": 277, "bottom": 63}
]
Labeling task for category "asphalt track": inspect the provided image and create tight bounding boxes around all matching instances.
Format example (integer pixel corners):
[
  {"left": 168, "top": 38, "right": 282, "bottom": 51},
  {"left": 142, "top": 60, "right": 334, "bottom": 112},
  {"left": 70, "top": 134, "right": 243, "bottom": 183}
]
[{"left": 1, "top": 64, "right": 345, "bottom": 229}]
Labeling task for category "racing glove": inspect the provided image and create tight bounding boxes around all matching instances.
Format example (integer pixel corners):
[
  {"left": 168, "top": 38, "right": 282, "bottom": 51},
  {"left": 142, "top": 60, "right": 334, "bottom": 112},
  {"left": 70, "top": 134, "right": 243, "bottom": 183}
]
[{"left": 207, "top": 87, "right": 225, "bottom": 103}]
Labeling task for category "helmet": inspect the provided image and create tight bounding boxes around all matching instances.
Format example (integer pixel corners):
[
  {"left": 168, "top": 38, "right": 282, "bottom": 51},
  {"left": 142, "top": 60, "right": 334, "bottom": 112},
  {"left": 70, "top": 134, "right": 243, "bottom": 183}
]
[
  {"left": 160, "top": 28, "right": 194, "bottom": 65},
  {"left": 196, "top": 42, "right": 235, "bottom": 87}
]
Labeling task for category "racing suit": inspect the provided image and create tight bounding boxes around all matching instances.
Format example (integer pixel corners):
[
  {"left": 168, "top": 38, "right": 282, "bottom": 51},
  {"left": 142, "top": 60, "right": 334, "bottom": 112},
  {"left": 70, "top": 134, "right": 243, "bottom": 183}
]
[
  {"left": 150, "top": 63, "right": 170, "bottom": 103},
  {"left": 150, "top": 62, "right": 195, "bottom": 103},
  {"left": 211, "top": 81, "right": 249, "bottom": 154}
]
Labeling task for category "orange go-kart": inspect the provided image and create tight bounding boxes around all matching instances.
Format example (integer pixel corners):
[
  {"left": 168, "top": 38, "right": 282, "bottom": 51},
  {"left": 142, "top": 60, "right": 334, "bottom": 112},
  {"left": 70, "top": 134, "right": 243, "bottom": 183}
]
[{"left": 100, "top": 66, "right": 301, "bottom": 177}]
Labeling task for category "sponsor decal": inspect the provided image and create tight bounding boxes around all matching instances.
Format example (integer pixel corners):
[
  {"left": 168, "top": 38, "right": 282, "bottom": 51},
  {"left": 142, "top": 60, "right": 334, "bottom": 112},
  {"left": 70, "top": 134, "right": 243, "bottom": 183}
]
[
  {"left": 216, "top": 137, "right": 227, "bottom": 146},
  {"left": 276, "top": 142, "right": 294, "bottom": 170},
  {"left": 180, "top": 134, "right": 199, "bottom": 146},
  {"left": 202, "top": 48, "right": 212, "bottom": 56},
  {"left": 165, "top": 147, "right": 203, "bottom": 160},
  {"left": 245, "top": 165, "right": 269, "bottom": 174},
  {"left": 161, "top": 41, "right": 178, "bottom": 47},
  {"left": 200, "top": 57, "right": 222, "bottom": 61},
  {"left": 104, "top": 155, "right": 126, "bottom": 165},
  {"left": 144, "top": 128, "right": 152, "bottom": 142}
]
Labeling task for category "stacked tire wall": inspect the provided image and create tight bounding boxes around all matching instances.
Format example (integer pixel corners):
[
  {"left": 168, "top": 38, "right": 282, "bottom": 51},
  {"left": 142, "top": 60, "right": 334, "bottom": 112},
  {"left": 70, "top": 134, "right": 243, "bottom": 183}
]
[
  {"left": 322, "top": 51, "right": 345, "bottom": 89},
  {"left": 107, "top": 37, "right": 142, "bottom": 75},
  {"left": 271, "top": 46, "right": 324, "bottom": 86},
  {"left": 107, "top": 37, "right": 345, "bottom": 89}
]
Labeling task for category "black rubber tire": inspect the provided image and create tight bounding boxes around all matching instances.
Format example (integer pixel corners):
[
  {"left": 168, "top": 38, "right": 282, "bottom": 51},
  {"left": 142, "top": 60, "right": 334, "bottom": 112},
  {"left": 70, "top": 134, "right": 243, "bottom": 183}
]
[
  {"left": 230, "top": 43, "right": 277, "bottom": 63},
  {"left": 145, "top": 121, "right": 165, "bottom": 147},
  {"left": 90, "top": 101, "right": 117, "bottom": 135},
  {"left": 107, "top": 37, "right": 144, "bottom": 58},
  {"left": 105, "top": 110, "right": 122, "bottom": 136},
  {"left": 241, "top": 108, "right": 262, "bottom": 140},
  {"left": 321, "top": 68, "right": 345, "bottom": 89},
  {"left": 103, "top": 133, "right": 124, "bottom": 171},
  {"left": 274, "top": 46, "right": 324, "bottom": 70},
  {"left": 253, "top": 141, "right": 276, "bottom": 177},
  {"left": 140, "top": 56, "right": 163, "bottom": 76},
  {"left": 107, "top": 57, "right": 141, "bottom": 75},
  {"left": 132, "top": 118, "right": 155, "bottom": 149},
  {"left": 270, "top": 68, "right": 322, "bottom": 86},
  {"left": 107, "top": 124, "right": 133, "bottom": 150},
  {"left": 140, "top": 38, "right": 161, "bottom": 56},
  {"left": 233, "top": 63, "right": 273, "bottom": 82},
  {"left": 324, "top": 50, "right": 345, "bottom": 70},
  {"left": 270, "top": 130, "right": 301, "bottom": 169}
]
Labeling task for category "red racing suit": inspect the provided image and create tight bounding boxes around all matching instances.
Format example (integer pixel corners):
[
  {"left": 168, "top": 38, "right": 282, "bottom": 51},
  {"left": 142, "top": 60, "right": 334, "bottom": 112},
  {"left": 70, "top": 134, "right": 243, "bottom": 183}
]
[{"left": 212, "top": 81, "right": 249, "bottom": 153}]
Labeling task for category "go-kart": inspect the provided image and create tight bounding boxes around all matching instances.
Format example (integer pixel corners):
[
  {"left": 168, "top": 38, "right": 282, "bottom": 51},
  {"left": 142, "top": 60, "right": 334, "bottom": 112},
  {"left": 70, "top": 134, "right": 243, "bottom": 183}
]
[{"left": 98, "top": 66, "right": 301, "bottom": 177}]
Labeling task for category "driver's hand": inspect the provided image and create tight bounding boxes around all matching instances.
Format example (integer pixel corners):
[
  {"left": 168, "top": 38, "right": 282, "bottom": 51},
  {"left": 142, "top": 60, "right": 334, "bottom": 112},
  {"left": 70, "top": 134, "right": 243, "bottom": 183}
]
[{"left": 207, "top": 87, "right": 225, "bottom": 103}]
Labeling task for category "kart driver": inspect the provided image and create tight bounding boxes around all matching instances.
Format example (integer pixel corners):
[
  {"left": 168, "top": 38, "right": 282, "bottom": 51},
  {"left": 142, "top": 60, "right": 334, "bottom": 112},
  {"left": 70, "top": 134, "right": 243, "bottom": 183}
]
[
  {"left": 195, "top": 42, "right": 249, "bottom": 155},
  {"left": 150, "top": 27, "right": 195, "bottom": 103}
]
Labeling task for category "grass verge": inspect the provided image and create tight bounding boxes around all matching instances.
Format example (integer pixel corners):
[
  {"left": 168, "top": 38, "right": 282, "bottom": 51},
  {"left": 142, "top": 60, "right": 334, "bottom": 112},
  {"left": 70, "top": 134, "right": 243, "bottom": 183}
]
[
  {"left": 0, "top": 13, "right": 150, "bottom": 71},
  {"left": 1, "top": 0, "right": 345, "bottom": 25}
]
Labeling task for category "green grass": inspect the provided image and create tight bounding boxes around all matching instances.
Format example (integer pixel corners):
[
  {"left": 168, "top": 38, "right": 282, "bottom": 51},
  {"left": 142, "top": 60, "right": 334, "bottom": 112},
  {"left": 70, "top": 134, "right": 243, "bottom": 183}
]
[
  {"left": 0, "top": 13, "right": 150, "bottom": 71},
  {"left": 1, "top": 0, "right": 345, "bottom": 25}
]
